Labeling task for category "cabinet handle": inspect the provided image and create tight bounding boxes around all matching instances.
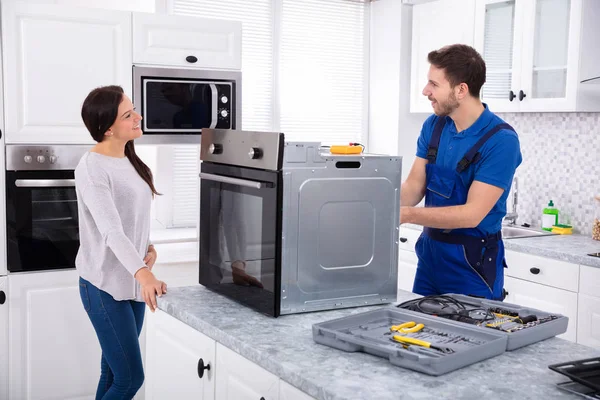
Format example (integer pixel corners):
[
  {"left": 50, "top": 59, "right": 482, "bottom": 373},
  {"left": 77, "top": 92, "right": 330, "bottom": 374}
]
[
  {"left": 518, "top": 90, "right": 527, "bottom": 101},
  {"left": 508, "top": 90, "right": 516, "bottom": 101},
  {"left": 260, "top": 398, "right": 265, "bottom": 400},
  {"left": 186, "top": 55, "right": 198, "bottom": 63},
  {"left": 400, "top": 237, "right": 408, "bottom": 243},
  {"left": 197, "top": 358, "right": 210, "bottom": 378},
  {"left": 0, "top": 291, "right": 5, "bottom": 305},
  {"left": 530, "top": 267, "right": 540, "bottom": 275}
]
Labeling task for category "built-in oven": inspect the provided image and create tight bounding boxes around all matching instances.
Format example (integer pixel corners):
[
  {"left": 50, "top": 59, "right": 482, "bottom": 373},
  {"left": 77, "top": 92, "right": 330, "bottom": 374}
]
[
  {"left": 133, "top": 66, "right": 241, "bottom": 144},
  {"left": 199, "top": 129, "right": 402, "bottom": 317},
  {"left": 199, "top": 129, "right": 284, "bottom": 316},
  {"left": 5, "top": 145, "right": 89, "bottom": 273}
]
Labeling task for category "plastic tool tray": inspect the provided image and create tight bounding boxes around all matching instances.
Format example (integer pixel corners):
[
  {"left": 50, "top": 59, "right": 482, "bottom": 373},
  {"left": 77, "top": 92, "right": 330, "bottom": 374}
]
[
  {"left": 395, "top": 294, "right": 568, "bottom": 351},
  {"left": 312, "top": 308, "right": 507, "bottom": 376}
]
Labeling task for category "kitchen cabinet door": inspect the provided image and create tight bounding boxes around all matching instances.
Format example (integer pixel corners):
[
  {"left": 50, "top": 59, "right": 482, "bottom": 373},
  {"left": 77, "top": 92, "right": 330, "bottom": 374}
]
[
  {"left": 410, "top": 0, "right": 476, "bottom": 113},
  {"left": 0, "top": 37, "right": 5, "bottom": 276},
  {"left": 398, "top": 249, "right": 418, "bottom": 293},
  {"left": 577, "top": 265, "right": 600, "bottom": 348},
  {"left": 145, "top": 309, "right": 216, "bottom": 400},
  {"left": 133, "top": 12, "right": 242, "bottom": 70},
  {"left": 0, "top": 277, "right": 7, "bottom": 400},
  {"left": 8, "top": 269, "right": 101, "bottom": 400},
  {"left": 577, "top": 294, "right": 600, "bottom": 349},
  {"left": 474, "top": 0, "right": 525, "bottom": 112},
  {"left": 503, "top": 276, "right": 578, "bottom": 342},
  {"left": 1, "top": 1, "right": 132, "bottom": 144},
  {"left": 279, "top": 380, "right": 315, "bottom": 400},
  {"left": 216, "top": 343, "right": 279, "bottom": 400}
]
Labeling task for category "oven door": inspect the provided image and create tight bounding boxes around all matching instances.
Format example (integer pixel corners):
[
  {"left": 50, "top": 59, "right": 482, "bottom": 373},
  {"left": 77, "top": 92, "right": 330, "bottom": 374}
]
[
  {"left": 199, "top": 162, "right": 282, "bottom": 317},
  {"left": 6, "top": 170, "right": 79, "bottom": 272}
]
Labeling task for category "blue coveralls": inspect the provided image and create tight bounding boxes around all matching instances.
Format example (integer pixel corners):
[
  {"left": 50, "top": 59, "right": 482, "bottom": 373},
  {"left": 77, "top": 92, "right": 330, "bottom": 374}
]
[{"left": 413, "top": 117, "right": 516, "bottom": 300}]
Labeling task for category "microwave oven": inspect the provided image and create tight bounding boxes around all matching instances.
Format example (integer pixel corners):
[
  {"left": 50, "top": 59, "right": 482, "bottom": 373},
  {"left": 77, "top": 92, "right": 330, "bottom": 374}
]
[{"left": 132, "top": 66, "right": 241, "bottom": 144}]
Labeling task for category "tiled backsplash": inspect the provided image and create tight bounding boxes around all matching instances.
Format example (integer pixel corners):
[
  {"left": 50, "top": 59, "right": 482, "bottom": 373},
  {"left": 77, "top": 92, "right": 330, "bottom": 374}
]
[{"left": 497, "top": 112, "right": 600, "bottom": 235}]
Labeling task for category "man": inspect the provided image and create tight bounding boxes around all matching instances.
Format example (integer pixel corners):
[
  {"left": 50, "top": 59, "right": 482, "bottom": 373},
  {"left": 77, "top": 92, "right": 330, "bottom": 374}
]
[{"left": 400, "top": 44, "right": 522, "bottom": 300}]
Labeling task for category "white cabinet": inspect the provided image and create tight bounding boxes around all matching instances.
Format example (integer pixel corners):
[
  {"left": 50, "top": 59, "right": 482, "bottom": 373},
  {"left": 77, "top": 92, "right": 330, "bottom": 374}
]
[
  {"left": 145, "top": 309, "right": 215, "bottom": 400},
  {"left": 397, "top": 228, "right": 421, "bottom": 293},
  {"left": 410, "top": 0, "right": 476, "bottom": 113},
  {"left": 145, "top": 311, "right": 316, "bottom": 400},
  {"left": 8, "top": 270, "right": 101, "bottom": 400},
  {"left": 0, "top": 277, "right": 8, "bottom": 400},
  {"left": 1, "top": 1, "right": 132, "bottom": 144},
  {"left": 504, "top": 250, "right": 579, "bottom": 342},
  {"left": 474, "top": 0, "right": 600, "bottom": 112},
  {"left": 504, "top": 276, "right": 578, "bottom": 342},
  {"left": 216, "top": 343, "right": 279, "bottom": 400},
  {"left": 0, "top": 32, "right": 5, "bottom": 276},
  {"left": 133, "top": 12, "right": 242, "bottom": 70},
  {"left": 577, "top": 266, "right": 600, "bottom": 348}
]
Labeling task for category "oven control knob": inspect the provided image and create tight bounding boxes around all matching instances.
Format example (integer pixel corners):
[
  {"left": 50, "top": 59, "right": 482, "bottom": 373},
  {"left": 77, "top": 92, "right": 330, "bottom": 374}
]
[
  {"left": 220, "top": 109, "right": 229, "bottom": 118},
  {"left": 37, "top": 155, "right": 46, "bottom": 163},
  {"left": 208, "top": 143, "right": 223, "bottom": 155},
  {"left": 221, "top": 96, "right": 228, "bottom": 104},
  {"left": 24, "top": 155, "right": 32, "bottom": 163},
  {"left": 49, "top": 155, "right": 57, "bottom": 164},
  {"left": 248, "top": 147, "right": 263, "bottom": 160}
]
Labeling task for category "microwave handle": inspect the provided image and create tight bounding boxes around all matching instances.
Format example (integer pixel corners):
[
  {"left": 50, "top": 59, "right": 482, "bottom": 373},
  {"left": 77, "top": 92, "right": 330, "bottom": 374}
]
[
  {"left": 199, "top": 172, "right": 265, "bottom": 189},
  {"left": 15, "top": 179, "right": 76, "bottom": 188},
  {"left": 209, "top": 83, "right": 218, "bottom": 129}
]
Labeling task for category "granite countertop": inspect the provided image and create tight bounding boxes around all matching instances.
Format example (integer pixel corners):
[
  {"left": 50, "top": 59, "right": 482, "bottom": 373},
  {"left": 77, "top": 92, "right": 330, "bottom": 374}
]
[
  {"left": 157, "top": 286, "right": 598, "bottom": 400},
  {"left": 402, "top": 224, "right": 600, "bottom": 268}
]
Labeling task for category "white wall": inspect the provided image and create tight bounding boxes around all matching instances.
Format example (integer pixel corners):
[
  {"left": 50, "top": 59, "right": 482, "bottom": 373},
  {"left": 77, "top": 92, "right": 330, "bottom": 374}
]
[{"left": 368, "top": 0, "right": 428, "bottom": 180}]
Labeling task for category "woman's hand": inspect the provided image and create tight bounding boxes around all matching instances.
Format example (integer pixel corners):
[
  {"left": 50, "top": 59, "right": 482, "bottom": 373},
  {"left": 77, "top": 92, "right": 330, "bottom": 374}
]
[
  {"left": 144, "top": 245, "right": 157, "bottom": 270},
  {"left": 135, "top": 267, "right": 167, "bottom": 312}
]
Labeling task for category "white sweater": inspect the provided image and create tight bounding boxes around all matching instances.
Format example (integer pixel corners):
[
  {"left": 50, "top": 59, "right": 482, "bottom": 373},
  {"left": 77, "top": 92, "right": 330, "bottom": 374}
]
[{"left": 74, "top": 152, "right": 152, "bottom": 301}]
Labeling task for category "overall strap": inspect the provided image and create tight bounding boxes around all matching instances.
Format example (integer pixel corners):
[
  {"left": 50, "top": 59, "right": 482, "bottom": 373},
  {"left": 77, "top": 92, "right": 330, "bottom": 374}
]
[
  {"left": 455, "top": 123, "right": 515, "bottom": 173},
  {"left": 426, "top": 117, "right": 447, "bottom": 164}
]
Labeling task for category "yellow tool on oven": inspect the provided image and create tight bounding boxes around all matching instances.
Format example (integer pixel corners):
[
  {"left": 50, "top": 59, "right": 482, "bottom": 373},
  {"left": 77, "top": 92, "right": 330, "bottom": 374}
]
[{"left": 390, "top": 321, "right": 425, "bottom": 334}]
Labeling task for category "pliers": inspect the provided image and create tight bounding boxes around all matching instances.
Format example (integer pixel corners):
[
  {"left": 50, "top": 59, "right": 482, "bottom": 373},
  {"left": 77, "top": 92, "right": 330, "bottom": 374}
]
[
  {"left": 391, "top": 335, "right": 455, "bottom": 354},
  {"left": 390, "top": 321, "right": 425, "bottom": 334}
]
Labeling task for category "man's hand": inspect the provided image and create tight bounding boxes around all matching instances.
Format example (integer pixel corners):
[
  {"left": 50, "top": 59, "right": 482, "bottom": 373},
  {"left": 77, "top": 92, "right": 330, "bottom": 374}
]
[{"left": 144, "top": 245, "right": 157, "bottom": 271}]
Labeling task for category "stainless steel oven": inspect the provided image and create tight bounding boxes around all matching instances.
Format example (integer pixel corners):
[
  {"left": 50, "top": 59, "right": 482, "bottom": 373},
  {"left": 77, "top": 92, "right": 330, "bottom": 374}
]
[
  {"left": 199, "top": 129, "right": 402, "bottom": 317},
  {"left": 5, "top": 145, "right": 89, "bottom": 273},
  {"left": 133, "top": 66, "right": 241, "bottom": 144}
]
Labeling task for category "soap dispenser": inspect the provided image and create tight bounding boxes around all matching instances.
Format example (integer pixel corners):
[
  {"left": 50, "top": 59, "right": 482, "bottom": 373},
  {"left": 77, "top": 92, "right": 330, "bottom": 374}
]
[{"left": 542, "top": 200, "right": 559, "bottom": 231}]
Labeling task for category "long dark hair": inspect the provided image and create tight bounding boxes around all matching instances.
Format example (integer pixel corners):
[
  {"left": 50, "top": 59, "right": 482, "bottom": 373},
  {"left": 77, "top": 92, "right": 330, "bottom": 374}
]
[{"left": 81, "top": 85, "right": 160, "bottom": 196}]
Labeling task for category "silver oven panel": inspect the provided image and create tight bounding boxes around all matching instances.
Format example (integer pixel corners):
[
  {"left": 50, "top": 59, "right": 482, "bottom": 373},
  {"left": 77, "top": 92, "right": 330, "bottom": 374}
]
[{"left": 6, "top": 145, "right": 90, "bottom": 171}]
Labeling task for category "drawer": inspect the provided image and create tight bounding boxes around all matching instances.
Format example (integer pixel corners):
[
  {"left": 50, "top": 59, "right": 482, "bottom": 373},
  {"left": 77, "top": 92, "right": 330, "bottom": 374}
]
[
  {"left": 579, "top": 265, "right": 600, "bottom": 296},
  {"left": 398, "top": 227, "right": 422, "bottom": 252},
  {"left": 504, "top": 250, "right": 579, "bottom": 292}
]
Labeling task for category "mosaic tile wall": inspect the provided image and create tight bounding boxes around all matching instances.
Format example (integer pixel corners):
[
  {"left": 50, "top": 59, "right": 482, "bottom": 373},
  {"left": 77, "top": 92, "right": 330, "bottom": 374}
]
[{"left": 497, "top": 112, "right": 600, "bottom": 235}]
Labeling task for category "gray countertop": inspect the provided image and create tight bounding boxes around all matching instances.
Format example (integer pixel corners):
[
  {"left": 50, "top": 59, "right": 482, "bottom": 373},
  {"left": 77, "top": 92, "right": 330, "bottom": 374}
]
[
  {"left": 157, "top": 286, "right": 599, "bottom": 400},
  {"left": 403, "top": 224, "right": 600, "bottom": 268}
]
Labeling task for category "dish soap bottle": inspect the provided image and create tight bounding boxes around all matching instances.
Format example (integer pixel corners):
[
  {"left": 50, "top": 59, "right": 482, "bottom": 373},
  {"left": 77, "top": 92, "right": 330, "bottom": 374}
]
[
  {"left": 542, "top": 200, "right": 559, "bottom": 231},
  {"left": 593, "top": 195, "right": 600, "bottom": 241}
]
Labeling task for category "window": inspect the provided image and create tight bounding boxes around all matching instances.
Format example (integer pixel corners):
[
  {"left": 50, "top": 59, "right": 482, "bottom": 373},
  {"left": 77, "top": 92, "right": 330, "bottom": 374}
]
[{"left": 162, "top": 0, "right": 370, "bottom": 228}]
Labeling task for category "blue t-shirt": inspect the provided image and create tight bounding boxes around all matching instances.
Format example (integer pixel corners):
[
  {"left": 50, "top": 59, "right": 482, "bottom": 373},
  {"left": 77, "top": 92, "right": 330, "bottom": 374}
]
[{"left": 415, "top": 105, "right": 522, "bottom": 235}]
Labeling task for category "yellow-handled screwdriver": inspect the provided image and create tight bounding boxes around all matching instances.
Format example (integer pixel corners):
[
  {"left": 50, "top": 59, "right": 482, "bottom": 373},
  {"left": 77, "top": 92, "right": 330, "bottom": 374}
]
[{"left": 392, "top": 335, "right": 455, "bottom": 354}]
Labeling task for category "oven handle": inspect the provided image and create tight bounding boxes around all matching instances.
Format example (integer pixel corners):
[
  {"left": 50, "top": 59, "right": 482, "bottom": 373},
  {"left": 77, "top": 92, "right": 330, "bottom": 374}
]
[
  {"left": 15, "top": 179, "right": 76, "bottom": 188},
  {"left": 199, "top": 173, "right": 265, "bottom": 189},
  {"left": 209, "top": 83, "right": 218, "bottom": 129}
]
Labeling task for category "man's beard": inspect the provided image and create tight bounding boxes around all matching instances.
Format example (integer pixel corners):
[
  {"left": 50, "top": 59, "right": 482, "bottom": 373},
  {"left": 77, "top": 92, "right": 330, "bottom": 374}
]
[{"left": 433, "top": 91, "right": 459, "bottom": 117}]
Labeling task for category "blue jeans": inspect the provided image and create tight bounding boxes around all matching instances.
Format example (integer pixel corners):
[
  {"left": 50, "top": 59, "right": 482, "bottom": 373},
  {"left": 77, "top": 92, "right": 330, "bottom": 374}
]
[{"left": 79, "top": 277, "right": 145, "bottom": 400}]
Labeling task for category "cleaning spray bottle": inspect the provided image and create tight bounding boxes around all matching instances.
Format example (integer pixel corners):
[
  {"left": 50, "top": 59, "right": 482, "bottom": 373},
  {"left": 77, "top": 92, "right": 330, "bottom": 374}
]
[{"left": 542, "top": 200, "right": 559, "bottom": 231}]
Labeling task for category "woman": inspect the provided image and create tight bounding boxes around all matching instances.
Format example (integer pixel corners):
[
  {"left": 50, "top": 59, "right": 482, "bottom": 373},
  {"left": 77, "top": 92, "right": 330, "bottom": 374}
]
[{"left": 76, "top": 85, "right": 167, "bottom": 399}]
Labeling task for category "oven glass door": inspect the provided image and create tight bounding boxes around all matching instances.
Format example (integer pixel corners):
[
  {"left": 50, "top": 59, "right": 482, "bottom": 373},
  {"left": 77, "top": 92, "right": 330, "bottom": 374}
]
[
  {"left": 199, "top": 162, "right": 282, "bottom": 316},
  {"left": 6, "top": 170, "right": 79, "bottom": 272},
  {"left": 143, "top": 78, "right": 234, "bottom": 133}
]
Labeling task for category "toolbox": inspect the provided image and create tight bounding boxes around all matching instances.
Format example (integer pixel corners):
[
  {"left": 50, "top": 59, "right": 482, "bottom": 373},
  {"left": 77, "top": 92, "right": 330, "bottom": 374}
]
[
  {"left": 396, "top": 294, "right": 569, "bottom": 351},
  {"left": 312, "top": 307, "right": 508, "bottom": 376}
]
